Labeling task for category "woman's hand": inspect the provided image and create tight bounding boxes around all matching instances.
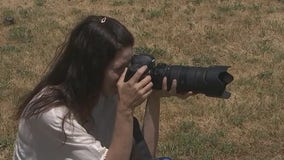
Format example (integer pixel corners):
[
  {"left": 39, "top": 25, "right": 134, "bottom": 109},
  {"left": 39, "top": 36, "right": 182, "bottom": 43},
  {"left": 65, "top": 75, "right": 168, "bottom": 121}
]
[
  {"left": 117, "top": 66, "right": 153, "bottom": 110},
  {"left": 110, "top": 66, "right": 152, "bottom": 160},
  {"left": 152, "top": 77, "right": 196, "bottom": 99}
]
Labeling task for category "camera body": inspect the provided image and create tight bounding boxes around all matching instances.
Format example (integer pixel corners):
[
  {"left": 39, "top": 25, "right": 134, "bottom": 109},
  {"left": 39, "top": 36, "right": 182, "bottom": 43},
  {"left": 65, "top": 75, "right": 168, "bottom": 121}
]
[{"left": 125, "top": 53, "right": 233, "bottom": 99}]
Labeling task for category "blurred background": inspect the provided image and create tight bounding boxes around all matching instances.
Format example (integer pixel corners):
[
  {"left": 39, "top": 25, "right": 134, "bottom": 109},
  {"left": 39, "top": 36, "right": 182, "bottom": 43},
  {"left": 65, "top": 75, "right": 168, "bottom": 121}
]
[{"left": 0, "top": 0, "right": 283, "bottom": 159}]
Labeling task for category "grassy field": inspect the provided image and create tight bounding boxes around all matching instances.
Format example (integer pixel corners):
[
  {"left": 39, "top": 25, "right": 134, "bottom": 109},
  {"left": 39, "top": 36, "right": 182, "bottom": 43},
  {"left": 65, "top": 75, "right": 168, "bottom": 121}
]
[{"left": 1, "top": 0, "right": 284, "bottom": 159}]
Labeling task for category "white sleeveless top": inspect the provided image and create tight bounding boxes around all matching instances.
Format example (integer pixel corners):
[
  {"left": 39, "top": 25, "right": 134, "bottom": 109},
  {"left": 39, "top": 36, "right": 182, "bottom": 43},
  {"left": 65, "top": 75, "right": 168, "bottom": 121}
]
[{"left": 13, "top": 88, "right": 118, "bottom": 160}]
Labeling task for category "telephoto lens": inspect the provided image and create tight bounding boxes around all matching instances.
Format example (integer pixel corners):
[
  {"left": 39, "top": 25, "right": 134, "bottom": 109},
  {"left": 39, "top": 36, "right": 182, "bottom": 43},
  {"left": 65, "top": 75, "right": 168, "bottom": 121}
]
[
  {"left": 125, "top": 53, "right": 233, "bottom": 99},
  {"left": 151, "top": 64, "right": 233, "bottom": 98}
]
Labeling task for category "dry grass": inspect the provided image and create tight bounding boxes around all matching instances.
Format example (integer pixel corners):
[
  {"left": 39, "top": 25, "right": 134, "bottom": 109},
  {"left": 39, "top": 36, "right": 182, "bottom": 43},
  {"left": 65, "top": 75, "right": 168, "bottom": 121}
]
[{"left": 1, "top": 0, "right": 284, "bottom": 159}]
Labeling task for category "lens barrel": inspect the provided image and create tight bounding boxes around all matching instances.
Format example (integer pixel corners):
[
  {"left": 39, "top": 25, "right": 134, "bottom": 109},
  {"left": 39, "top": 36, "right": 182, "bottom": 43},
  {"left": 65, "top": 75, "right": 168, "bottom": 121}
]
[{"left": 125, "top": 54, "right": 233, "bottom": 99}]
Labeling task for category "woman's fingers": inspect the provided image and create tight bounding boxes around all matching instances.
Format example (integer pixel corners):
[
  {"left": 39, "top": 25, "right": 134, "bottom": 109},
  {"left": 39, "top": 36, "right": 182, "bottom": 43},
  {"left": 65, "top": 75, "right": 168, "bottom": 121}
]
[
  {"left": 163, "top": 78, "right": 177, "bottom": 96},
  {"left": 160, "top": 77, "right": 196, "bottom": 99},
  {"left": 162, "top": 77, "right": 167, "bottom": 91},
  {"left": 133, "top": 89, "right": 153, "bottom": 107},
  {"left": 139, "top": 81, "right": 153, "bottom": 94},
  {"left": 128, "top": 65, "right": 148, "bottom": 84},
  {"left": 169, "top": 79, "right": 177, "bottom": 94},
  {"left": 117, "top": 66, "right": 154, "bottom": 108},
  {"left": 118, "top": 67, "right": 128, "bottom": 84},
  {"left": 137, "top": 75, "right": 152, "bottom": 89}
]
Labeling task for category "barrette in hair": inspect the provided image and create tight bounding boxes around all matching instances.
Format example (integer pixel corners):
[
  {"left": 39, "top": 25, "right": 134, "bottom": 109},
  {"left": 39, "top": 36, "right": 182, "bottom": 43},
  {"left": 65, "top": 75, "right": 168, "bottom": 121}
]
[{"left": 101, "top": 17, "right": 107, "bottom": 23}]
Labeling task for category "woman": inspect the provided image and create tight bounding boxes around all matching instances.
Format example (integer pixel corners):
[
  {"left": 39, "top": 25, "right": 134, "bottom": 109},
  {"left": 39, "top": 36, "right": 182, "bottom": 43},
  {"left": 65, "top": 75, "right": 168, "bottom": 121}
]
[{"left": 13, "top": 15, "right": 193, "bottom": 160}]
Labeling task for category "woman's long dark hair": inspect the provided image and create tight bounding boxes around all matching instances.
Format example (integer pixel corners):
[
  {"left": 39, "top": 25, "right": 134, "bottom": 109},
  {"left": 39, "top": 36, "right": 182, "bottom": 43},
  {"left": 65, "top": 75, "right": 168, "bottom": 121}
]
[{"left": 17, "top": 15, "right": 134, "bottom": 124}]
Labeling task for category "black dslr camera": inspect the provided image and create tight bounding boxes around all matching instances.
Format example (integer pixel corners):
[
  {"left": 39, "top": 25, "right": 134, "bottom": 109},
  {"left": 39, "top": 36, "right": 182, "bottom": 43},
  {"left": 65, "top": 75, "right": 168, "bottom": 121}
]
[{"left": 125, "top": 53, "right": 233, "bottom": 99}]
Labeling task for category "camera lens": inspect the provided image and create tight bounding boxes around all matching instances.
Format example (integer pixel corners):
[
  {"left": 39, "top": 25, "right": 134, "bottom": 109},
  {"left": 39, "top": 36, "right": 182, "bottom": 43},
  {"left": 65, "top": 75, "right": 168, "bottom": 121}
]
[
  {"left": 152, "top": 65, "right": 233, "bottom": 98},
  {"left": 219, "top": 72, "right": 233, "bottom": 84},
  {"left": 126, "top": 53, "right": 233, "bottom": 99}
]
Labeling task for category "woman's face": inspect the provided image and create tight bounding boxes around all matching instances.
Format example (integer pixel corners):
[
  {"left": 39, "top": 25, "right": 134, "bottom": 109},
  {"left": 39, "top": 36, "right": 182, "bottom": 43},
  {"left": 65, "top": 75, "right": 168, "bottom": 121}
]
[{"left": 102, "top": 47, "right": 133, "bottom": 96}]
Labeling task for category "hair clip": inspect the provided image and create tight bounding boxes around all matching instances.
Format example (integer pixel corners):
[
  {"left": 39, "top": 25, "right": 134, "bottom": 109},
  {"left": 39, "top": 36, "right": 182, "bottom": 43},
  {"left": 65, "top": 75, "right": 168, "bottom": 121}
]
[{"left": 101, "top": 17, "right": 107, "bottom": 23}]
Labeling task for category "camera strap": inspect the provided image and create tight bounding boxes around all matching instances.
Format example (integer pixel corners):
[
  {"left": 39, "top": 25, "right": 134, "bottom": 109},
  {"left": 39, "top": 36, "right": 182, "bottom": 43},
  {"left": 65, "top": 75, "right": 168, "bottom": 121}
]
[{"left": 133, "top": 116, "right": 153, "bottom": 160}]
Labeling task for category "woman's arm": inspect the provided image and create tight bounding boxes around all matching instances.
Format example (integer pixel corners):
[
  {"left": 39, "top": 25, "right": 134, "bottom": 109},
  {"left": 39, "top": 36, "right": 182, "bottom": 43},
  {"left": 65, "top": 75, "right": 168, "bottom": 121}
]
[
  {"left": 107, "top": 66, "right": 153, "bottom": 160},
  {"left": 107, "top": 102, "right": 134, "bottom": 160},
  {"left": 142, "top": 93, "right": 160, "bottom": 157}
]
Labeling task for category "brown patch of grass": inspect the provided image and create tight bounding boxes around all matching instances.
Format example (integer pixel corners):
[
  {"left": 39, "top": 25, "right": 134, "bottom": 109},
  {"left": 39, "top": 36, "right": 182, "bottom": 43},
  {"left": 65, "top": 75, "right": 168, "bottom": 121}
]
[{"left": 0, "top": 101, "right": 17, "bottom": 159}]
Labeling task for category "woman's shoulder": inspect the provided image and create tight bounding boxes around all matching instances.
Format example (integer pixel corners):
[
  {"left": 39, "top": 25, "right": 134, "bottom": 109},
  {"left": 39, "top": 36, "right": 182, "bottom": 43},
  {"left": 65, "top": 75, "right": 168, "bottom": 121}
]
[
  {"left": 26, "top": 86, "right": 71, "bottom": 124},
  {"left": 27, "top": 85, "right": 66, "bottom": 110},
  {"left": 25, "top": 105, "right": 70, "bottom": 131},
  {"left": 39, "top": 105, "right": 69, "bottom": 123}
]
